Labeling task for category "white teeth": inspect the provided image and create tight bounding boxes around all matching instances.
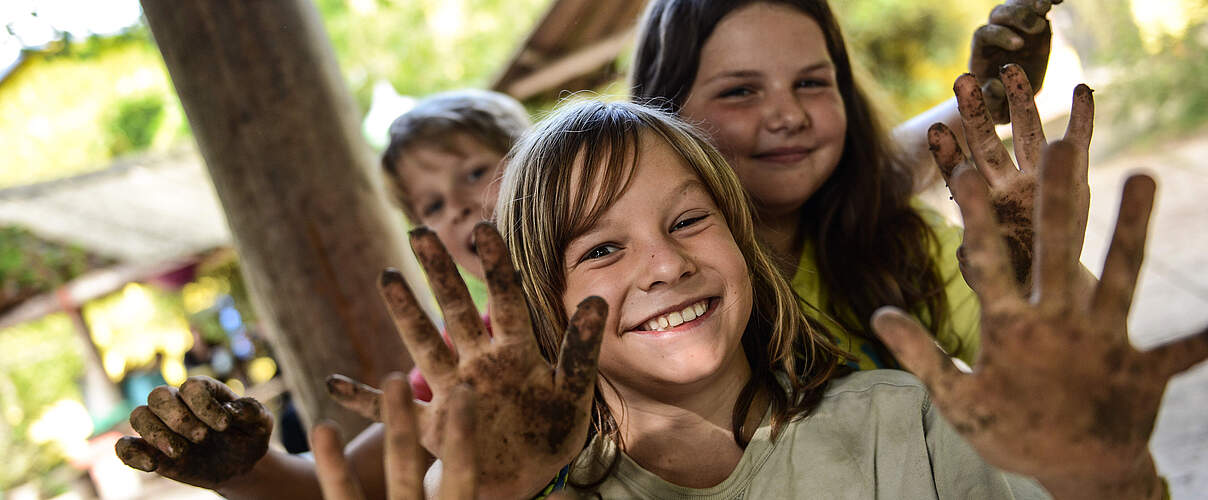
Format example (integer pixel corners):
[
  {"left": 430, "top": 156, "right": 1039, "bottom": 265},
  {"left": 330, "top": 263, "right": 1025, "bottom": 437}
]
[
  {"left": 640, "top": 299, "right": 710, "bottom": 331},
  {"left": 668, "top": 311, "right": 684, "bottom": 327}
]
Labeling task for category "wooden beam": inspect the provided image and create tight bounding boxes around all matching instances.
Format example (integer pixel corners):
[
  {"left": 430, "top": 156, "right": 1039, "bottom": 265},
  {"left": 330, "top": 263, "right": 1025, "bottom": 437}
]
[
  {"left": 499, "top": 28, "right": 634, "bottom": 100},
  {"left": 141, "top": 0, "right": 426, "bottom": 435},
  {"left": 0, "top": 257, "right": 198, "bottom": 330}
]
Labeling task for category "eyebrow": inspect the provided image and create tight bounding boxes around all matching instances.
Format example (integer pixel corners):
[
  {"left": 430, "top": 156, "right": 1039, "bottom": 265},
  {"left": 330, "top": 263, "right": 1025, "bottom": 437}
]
[
  {"left": 700, "top": 61, "right": 834, "bottom": 85},
  {"left": 568, "top": 177, "right": 707, "bottom": 245}
]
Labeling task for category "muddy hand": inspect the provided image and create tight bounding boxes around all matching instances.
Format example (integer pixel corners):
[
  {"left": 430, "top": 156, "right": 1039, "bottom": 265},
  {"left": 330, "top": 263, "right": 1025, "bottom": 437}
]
[
  {"left": 327, "top": 373, "right": 383, "bottom": 421},
  {"left": 372, "top": 222, "right": 605, "bottom": 499},
  {"left": 931, "top": 69, "right": 1092, "bottom": 290},
  {"left": 115, "top": 376, "right": 272, "bottom": 489},
  {"left": 874, "top": 142, "right": 1207, "bottom": 500},
  {"left": 314, "top": 377, "right": 477, "bottom": 500},
  {"left": 970, "top": 0, "right": 1061, "bottom": 123}
]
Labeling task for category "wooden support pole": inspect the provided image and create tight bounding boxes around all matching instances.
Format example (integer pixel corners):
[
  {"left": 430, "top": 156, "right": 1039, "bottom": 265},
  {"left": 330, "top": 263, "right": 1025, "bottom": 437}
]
[{"left": 141, "top": 0, "right": 425, "bottom": 435}]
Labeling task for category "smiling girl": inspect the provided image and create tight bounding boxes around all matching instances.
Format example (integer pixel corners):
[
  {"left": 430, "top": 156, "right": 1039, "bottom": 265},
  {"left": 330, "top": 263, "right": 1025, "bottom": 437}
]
[
  {"left": 321, "top": 96, "right": 1202, "bottom": 499},
  {"left": 630, "top": 0, "right": 1062, "bottom": 370},
  {"left": 491, "top": 100, "right": 1041, "bottom": 497}
]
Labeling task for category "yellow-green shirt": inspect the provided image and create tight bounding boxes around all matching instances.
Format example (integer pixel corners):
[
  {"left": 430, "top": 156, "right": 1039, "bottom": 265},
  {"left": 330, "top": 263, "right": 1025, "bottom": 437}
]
[{"left": 790, "top": 205, "right": 981, "bottom": 370}]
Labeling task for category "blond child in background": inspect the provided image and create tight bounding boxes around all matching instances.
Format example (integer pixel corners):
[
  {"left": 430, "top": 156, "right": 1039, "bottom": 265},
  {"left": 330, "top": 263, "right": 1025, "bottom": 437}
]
[{"left": 114, "top": 89, "right": 531, "bottom": 499}]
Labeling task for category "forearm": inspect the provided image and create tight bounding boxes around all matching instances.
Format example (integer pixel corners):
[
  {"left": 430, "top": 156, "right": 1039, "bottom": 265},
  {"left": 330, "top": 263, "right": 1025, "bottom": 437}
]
[
  {"left": 216, "top": 449, "right": 323, "bottom": 500},
  {"left": 892, "top": 96, "right": 969, "bottom": 193},
  {"left": 215, "top": 424, "right": 386, "bottom": 500}
]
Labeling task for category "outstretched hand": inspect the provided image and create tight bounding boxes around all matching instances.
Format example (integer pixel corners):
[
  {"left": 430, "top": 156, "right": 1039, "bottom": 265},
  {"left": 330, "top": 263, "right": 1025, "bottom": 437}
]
[
  {"left": 969, "top": 0, "right": 1062, "bottom": 123},
  {"left": 931, "top": 66, "right": 1093, "bottom": 289},
  {"left": 114, "top": 376, "right": 273, "bottom": 489},
  {"left": 314, "top": 376, "right": 478, "bottom": 500},
  {"left": 330, "top": 222, "right": 605, "bottom": 499},
  {"left": 874, "top": 141, "right": 1208, "bottom": 500}
]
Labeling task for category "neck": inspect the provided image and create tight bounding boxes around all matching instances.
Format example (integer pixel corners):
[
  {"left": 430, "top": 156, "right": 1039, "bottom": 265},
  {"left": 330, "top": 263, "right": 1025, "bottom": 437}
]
[
  {"left": 755, "top": 209, "right": 804, "bottom": 279},
  {"left": 601, "top": 351, "right": 758, "bottom": 488}
]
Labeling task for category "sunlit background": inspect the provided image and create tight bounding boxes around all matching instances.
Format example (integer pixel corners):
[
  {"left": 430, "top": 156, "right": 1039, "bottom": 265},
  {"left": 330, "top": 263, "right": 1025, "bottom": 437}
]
[{"left": 2, "top": 0, "right": 1207, "bottom": 499}]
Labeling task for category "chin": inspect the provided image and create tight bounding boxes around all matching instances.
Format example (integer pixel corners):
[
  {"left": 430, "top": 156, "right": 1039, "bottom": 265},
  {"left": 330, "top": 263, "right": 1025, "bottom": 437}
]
[{"left": 609, "top": 346, "right": 732, "bottom": 388}]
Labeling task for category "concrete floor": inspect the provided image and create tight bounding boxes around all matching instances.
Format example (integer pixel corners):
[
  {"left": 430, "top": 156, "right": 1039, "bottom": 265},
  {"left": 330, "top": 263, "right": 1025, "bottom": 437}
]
[{"left": 1083, "top": 134, "right": 1208, "bottom": 499}]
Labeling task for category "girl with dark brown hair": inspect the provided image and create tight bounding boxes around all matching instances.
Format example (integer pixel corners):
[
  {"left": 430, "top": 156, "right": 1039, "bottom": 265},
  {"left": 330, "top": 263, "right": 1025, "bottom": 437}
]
[{"left": 630, "top": 0, "right": 1059, "bottom": 370}]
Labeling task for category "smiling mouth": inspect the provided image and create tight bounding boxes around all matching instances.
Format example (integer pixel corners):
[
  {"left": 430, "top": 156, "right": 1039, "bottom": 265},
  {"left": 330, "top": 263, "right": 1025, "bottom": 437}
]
[
  {"left": 752, "top": 147, "right": 814, "bottom": 163},
  {"left": 632, "top": 297, "right": 717, "bottom": 333}
]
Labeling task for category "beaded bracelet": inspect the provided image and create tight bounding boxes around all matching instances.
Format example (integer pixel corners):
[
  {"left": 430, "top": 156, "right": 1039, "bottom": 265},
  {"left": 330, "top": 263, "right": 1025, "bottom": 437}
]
[{"left": 531, "top": 465, "right": 570, "bottom": 500}]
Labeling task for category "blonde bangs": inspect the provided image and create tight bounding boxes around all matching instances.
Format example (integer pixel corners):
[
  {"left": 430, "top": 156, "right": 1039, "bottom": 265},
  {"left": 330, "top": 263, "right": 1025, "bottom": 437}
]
[{"left": 496, "top": 101, "right": 847, "bottom": 459}]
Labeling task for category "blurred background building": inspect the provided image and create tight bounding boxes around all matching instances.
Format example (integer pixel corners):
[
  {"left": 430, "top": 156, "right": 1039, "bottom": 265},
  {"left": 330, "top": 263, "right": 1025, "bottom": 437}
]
[{"left": 1, "top": 0, "right": 1206, "bottom": 498}]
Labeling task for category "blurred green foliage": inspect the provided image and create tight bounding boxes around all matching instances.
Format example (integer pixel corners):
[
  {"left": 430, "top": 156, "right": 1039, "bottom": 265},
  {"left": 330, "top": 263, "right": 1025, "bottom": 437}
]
[
  {"left": 1058, "top": 0, "right": 1148, "bottom": 68},
  {"left": 0, "top": 227, "right": 111, "bottom": 312},
  {"left": 0, "top": 227, "right": 87, "bottom": 290},
  {"left": 0, "top": 0, "right": 549, "bottom": 189},
  {"left": 316, "top": 0, "right": 549, "bottom": 111},
  {"left": 1096, "top": 15, "right": 1208, "bottom": 145},
  {"left": 0, "top": 29, "right": 188, "bottom": 188},
  {"left": 0, "top": 313, "right": 85, "bottom": 492},
  {"left": 105, "top": 94, "right": 165, "bottom": 156},
  {"left": 832, "top": 0, "right": 999, "bottom": 119}
]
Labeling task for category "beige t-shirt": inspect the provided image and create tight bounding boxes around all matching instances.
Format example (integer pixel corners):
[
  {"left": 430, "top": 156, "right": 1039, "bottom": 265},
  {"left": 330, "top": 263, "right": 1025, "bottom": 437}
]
[{"left": 567, "top": 370, "right": 1047, "bottom": 499}]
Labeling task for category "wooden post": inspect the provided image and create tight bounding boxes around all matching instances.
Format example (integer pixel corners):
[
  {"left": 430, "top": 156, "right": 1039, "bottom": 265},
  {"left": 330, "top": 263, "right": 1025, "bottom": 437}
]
[
  {"left": 141, "top": 0, "right": 426, "bottom": 435},
  {"left": 57, "top": 290, "right": 124, "bottom": 421}
]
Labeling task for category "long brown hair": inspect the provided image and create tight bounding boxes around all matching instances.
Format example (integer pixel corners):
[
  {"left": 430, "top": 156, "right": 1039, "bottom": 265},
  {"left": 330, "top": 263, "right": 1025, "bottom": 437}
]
[
  {"left": 631, "top": 0, "right": 948, "bottom": 363},
  {"left": 495, "top": 101, "right": 846, "bottom": 462}
]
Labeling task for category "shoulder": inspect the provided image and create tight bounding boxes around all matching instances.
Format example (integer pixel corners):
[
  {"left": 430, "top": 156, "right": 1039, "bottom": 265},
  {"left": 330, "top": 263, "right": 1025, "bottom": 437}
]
[
  {"left": 744, "top": 371, "right": 955, "bottom": 498},
  {"left": 822, "top": 368, "right": 930, "bottom": 402},
  {"left": 782, "top": 370, "right": 933, "bottom": 437},
  {"left": 782, "top": 370, "right": 936, "bottom": 443}
]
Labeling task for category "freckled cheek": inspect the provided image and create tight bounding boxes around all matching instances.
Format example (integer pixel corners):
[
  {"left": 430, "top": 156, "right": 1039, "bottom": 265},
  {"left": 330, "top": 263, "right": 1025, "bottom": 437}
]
[{"left": 563, "top": 277, "right": 625, "bottom": 336}]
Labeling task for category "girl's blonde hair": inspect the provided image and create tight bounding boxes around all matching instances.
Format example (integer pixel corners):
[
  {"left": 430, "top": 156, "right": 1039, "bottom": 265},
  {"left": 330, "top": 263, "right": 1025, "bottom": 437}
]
[{"left": 495, "top": 100, "right": 847, "bottom": 455}]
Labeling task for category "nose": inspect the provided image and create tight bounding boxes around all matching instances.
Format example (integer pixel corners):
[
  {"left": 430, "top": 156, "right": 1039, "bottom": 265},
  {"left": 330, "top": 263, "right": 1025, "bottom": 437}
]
[
  {"left": 764, "top": 90, "right": 809, "bottom": 133},
  {"left": 449, "top": 203, "right": 475, "bottom": 224},
  {"left": 638, "top": 238, "right": 697, "bottom": 292}
]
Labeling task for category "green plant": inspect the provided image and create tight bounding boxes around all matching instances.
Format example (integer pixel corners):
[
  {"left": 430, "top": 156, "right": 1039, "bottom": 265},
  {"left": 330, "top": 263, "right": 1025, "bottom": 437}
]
[
  {"left": 0, "top": 227, "right": 107, "bottom": 312},
  {"left": 104, "top": 93, "right": 165, "bottom": 156},
  {"left": 0, "top": 313, "right": 85, "bottom": 491},
  {"left": 1103, "top": 22, "right": 1208, "bottom": 145}
]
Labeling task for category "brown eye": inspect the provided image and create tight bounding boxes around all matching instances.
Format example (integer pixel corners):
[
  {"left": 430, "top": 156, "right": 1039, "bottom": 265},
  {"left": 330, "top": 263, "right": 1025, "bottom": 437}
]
[
  {"left": 467, "top": 166, "right": 488, "bottom": 183},
  {"left": 796, "top": 78, "right": 830, "bottom": 89},
  {"left": 671, "top": 215, "right": 707, "bottom": 232},
  {"left": 719, "top": 87, "right": 753, "bottom": 99},
  {"left": 422, "top": 199, "right": 444, "bottom": 217},
  {"left": 583, "top": 244, "right": 620, "bottom": 261}
]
